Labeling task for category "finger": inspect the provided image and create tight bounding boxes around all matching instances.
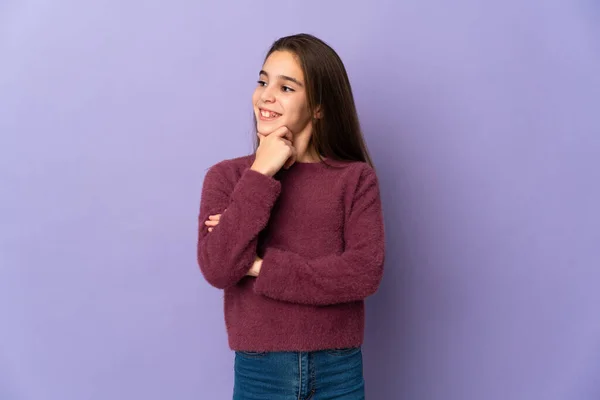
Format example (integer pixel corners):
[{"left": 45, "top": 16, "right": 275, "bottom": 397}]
[
  {"left": 205, "top": 220, "right": 220, "bottom": 226},
  {"left": 271, "top": 125, "right": 292, "bottom": 139},
  {"left": 208, "top": 227, "right": 213, "bottom": 232},
  {"left": 208, "top": 214, "right": 221, "bottom": 220},
  {"left": 284, "top": 146, "right": 298, "bottom": 169}
]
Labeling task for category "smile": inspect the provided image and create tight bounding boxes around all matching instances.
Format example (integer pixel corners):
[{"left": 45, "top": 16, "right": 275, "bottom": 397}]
[{"left": 259, "top": 109, "right": 282, "bottom": 120}]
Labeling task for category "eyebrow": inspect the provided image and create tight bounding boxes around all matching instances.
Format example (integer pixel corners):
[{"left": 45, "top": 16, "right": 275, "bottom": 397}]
[{"left": 259, "top": 70, "right": 304, "bottom": 87}]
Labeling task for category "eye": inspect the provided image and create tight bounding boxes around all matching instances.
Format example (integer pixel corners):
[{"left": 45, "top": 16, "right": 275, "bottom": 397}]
[
  {"left": 257, "top": 80, "right": 267, "bottom": 87},
  {"left": 282, "top": 86, "right": 295, "bottom": 92}
]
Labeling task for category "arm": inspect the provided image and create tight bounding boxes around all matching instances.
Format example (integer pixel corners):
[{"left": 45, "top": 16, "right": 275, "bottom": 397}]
[
  {"left": 252, "top": 167, "right": 385, "bottom": 306},
  {"left": 197, "top": 164, "right": 281, "bottom": 289}
]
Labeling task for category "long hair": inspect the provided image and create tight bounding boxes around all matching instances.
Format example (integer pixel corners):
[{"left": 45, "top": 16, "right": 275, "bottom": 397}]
[{"left": 253, "top": 33, "right": 373, "bottom": 168}]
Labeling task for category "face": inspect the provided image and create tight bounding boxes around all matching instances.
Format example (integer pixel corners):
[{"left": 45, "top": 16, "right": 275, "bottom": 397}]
[{"left": 252, "top": 50, "right": 313, "bottom": 137}]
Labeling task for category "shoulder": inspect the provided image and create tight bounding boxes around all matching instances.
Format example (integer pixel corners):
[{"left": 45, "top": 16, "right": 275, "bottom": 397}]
[
  {"left": 208, "top": 153, "right": 254, "bottom": 172},
  {"left": 336, "top": 162, "right": 381, "bottom": 204},
  {"left": 318, "top": 160, "right": 380, "bottom": 206},
  {"left": 326, "top": 159, "right": 379, "bottom": 185},
  {"left": 202, "top": 154, "right": 255, "bottom": 188},
  {"left": 205, "top": 154, "right": 255, "bottom": 177}
]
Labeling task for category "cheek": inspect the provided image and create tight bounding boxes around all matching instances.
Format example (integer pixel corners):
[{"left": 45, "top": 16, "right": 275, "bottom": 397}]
[
  {"left": 283, "top": 98, "right": 306, "bottom": 119},
  {"left": 289, "top": 103, "right": 311, "bottom": 126}
]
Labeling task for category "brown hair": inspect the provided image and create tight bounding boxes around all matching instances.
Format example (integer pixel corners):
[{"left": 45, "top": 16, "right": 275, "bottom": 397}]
[{"left": 253, "top": 33, "right": 373, "bottom": 168}]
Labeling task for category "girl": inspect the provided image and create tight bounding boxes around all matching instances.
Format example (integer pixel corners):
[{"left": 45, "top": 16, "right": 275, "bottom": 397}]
[{"left": 197, "top": 33, "right": 385, "bottom": 400}]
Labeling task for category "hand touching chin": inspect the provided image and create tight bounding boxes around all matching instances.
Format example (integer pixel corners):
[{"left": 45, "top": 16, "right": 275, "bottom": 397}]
[{"left": 257, "top": 122, "right": 286, "bottom": 136}]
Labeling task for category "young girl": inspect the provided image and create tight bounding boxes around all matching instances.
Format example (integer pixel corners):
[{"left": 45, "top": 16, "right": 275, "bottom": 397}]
[{"left": 197, "top": 33, "right": 385, "bottom": 400}]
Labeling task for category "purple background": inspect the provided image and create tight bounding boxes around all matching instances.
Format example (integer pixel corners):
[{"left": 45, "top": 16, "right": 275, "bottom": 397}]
[{"left": 1, "top": 1, "right": 599, "bottom": 399}]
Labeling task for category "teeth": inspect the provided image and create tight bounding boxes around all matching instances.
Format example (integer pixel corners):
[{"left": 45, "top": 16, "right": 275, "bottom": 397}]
[{"left": 261, "top": 109, "right": 280, "bottom": 118}]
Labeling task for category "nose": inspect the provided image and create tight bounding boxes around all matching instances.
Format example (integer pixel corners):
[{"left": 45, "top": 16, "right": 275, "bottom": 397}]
[{"left": 260, "top": 84, "right": 276, "bottom": 103}]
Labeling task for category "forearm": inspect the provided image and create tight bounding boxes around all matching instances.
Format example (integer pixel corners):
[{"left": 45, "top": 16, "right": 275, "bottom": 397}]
[
  {"left": 198, "top": 208, "right": 263, "bottom": 288},
  {"left": 197, "top": 168, "right": 281, "bottom": 289},
  {"left": 252, "top": 166, "right": 385, "bottom": 305},
  {"left": 252, "top": 246, "right": 384, "bottom": 306}
]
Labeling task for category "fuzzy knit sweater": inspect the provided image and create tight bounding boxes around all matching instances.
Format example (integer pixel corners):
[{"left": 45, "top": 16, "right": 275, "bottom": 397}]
[{"left": 197, "top": 154, "right": 385, "bottom": 352}]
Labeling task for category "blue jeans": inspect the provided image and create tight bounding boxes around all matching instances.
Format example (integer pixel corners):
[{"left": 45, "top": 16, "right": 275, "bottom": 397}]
[{"left": 233, "top": 347, "right": 365, "bottom": 400}]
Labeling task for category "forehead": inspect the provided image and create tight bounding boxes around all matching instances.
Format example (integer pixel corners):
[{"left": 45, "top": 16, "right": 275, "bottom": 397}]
[{"left": 262, "top": 51, "right": 304, "bottom": 81}]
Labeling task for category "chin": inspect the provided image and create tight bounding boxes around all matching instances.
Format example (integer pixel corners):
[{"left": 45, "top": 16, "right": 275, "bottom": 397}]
[{"left": 257, "top": 121, "right": 286, "bottom": 135}]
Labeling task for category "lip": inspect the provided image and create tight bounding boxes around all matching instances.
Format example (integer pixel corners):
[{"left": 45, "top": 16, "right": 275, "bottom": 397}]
[
  {"left": 259, "top": 107, "right": 281, "bottom": 114},
  {"left": 258, "top": 108, "right": 282, "bottom": 121}
]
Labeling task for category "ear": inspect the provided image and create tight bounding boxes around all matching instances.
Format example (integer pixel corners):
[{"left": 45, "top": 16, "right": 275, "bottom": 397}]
[{"left": 313, "top": 105, "right": 323, "bottom": 120}]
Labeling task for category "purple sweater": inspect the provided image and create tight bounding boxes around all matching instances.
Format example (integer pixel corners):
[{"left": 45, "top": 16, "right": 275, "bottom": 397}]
[{"left": 197, "top": 154, "right": 385, "bottom": 352}]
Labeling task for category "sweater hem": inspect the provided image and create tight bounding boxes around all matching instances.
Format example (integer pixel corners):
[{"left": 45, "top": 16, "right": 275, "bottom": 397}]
[{"left": 227, "top": 333, "right": 364, "bottom": 353}]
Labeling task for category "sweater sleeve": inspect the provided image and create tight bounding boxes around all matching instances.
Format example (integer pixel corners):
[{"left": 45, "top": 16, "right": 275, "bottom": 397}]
[
  {"left": 252, "top": 166, "right": 385, "bottom": 306},
  {"left": 197, "top": 164, "right": 281, "bottom": 289}
]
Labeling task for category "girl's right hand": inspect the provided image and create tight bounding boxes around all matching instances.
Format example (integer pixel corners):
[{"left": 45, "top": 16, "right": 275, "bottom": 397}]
[{"left": 251, "top": 126, "right": 297, "bottom": 177}]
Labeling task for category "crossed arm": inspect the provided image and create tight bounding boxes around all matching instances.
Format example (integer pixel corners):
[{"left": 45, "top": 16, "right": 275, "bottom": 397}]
[
  {"left": 205, "top": 213, "right": 262, "bottom": 277},
  {"left": 198, "top": 165, "right": 385, "bottom": 306}
]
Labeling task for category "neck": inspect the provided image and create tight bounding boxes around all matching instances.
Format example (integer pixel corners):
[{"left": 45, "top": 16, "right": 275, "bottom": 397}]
[
  {"left": 292, "top": 123, "right": 321, "bottom": 163},
  {"left": 296, "top": 147, "right": 321, "bottom": 163}
]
